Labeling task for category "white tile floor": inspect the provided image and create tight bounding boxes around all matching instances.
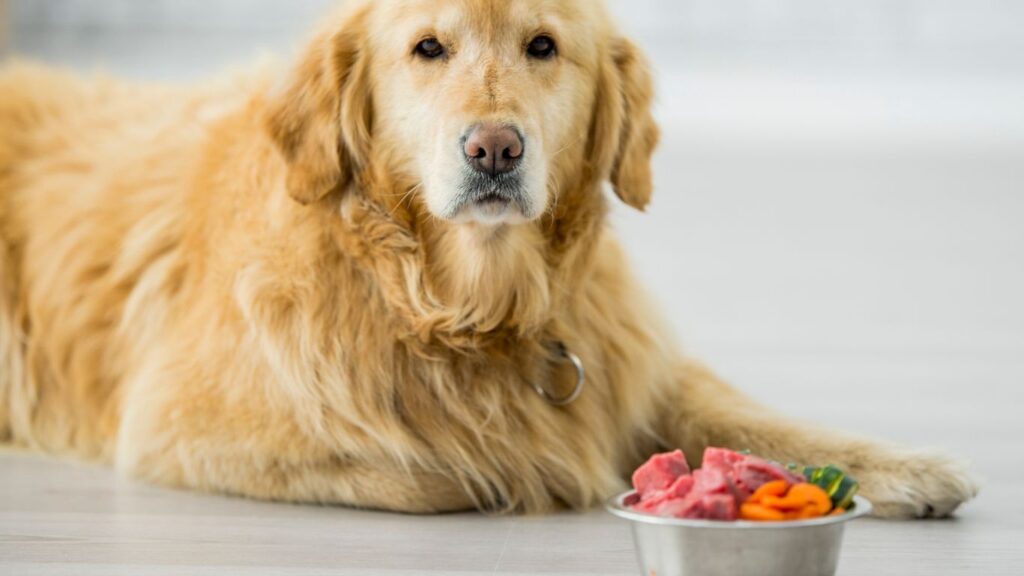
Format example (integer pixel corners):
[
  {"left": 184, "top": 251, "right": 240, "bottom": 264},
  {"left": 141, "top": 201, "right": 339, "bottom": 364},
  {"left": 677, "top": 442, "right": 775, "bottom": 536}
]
[
  {"left": 2, "top": 4, "right": 1023, "bottom": 575},
  {"left": 2, "top": 385, "right": 1022, "bottom": 576}
]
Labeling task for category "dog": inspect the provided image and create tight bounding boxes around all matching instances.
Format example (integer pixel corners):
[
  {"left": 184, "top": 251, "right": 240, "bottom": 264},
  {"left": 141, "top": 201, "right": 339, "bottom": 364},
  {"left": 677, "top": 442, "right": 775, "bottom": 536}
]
[{"left": 0, "top": 0, "right": 977, "bottom": 517}]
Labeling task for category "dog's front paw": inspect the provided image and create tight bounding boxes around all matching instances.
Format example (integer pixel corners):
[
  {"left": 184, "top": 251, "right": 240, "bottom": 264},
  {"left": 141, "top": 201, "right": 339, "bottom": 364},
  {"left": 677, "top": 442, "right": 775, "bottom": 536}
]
[{"left": 858, "top": 450, "right": 980, "bottom": 519}]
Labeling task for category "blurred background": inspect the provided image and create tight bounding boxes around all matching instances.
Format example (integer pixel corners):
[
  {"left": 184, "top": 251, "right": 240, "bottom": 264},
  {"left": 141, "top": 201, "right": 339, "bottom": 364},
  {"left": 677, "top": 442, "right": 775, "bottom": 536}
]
[{"left": 1, "top": 1, "right": 1022, "bottom": 454}]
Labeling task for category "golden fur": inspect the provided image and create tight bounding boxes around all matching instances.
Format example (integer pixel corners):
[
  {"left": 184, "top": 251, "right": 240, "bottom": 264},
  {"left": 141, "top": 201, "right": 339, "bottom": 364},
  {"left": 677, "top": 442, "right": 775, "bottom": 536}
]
[{"left": 0, "top": 0, "right": 976, "bottom": 517}]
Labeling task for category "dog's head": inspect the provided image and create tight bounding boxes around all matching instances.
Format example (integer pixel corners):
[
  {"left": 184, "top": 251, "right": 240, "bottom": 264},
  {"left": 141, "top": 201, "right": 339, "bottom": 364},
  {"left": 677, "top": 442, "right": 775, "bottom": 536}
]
[{"left": 267, "top": 0, "right": 658, "bottom": 226}]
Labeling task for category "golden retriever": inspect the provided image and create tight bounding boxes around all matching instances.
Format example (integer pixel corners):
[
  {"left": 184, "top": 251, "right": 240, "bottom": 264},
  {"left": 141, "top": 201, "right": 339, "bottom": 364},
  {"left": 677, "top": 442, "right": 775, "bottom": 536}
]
[{"left": 0, "top": 0, "right": 977, "bottom": 517}]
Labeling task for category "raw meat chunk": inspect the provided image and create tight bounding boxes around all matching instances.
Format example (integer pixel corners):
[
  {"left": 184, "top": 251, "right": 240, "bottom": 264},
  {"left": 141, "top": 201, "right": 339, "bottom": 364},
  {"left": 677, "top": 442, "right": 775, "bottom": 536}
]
[
  {"left": 628, "top": 448, "right": 803, "bottom": 522},
  {"left": 632, "top": 474, "right": 695, "bottom": 514},
  {"left": 631, "top": 450, "right": 690, "bottom": 497}
]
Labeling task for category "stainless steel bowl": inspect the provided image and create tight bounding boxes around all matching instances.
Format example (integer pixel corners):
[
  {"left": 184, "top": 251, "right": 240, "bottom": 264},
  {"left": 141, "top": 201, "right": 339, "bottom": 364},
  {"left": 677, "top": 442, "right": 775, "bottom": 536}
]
[{"left": 607, "top": 492, "right": 872, "bottom": 576}]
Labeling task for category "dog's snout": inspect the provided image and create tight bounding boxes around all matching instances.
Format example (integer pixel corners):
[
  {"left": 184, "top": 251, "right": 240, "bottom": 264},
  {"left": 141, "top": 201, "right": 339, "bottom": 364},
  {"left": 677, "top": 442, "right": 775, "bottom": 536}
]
[{"left": 463, "top": 124, "right": 523, "bottom": 176}]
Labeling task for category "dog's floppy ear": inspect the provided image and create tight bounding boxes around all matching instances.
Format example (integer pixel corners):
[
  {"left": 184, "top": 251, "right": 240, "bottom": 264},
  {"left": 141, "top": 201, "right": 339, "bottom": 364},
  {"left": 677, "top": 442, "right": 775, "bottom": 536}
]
[
  {"left": 266, "top": 6, "right": 372, "bottom": 205},
  {"left": 589, "top": 38, "right": 660, "bottom": 211}
]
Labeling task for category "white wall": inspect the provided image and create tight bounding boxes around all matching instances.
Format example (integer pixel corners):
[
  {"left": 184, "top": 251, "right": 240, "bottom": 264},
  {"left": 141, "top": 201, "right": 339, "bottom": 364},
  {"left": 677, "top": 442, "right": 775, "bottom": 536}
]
[
  {"left": 0, "top": 0, "right": 9, "bottom": 53},
  {"left": 9, "top": 1, "right": 1024, "bottom": 67},
  {"left": 11, "top": 0, "right": 1024, "bottom": 49}
]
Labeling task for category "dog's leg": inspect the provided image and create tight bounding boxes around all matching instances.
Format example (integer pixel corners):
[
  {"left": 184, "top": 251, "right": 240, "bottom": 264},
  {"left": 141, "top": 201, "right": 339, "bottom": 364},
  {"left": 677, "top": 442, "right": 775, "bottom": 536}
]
[
  {"left": 114, "top": 368, "right": 476, "bottom": 513},
  {"left": 657, "top": 359, "right": 979, "bottom": 519},
  {"left": 120, "top": 438, "right": 476, "bottom": 514},
  {"left": 124, "top": 448, "right": 476, "bottom": 513}
]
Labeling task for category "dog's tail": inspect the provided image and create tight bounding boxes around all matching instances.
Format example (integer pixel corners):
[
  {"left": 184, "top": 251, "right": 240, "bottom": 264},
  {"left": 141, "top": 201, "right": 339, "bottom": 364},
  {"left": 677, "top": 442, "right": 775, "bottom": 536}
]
[
  {"left": 0, "top": 233, "right": 20, "bottom": 443},
  {"left": 0, "top": 62, "right": 84, "bottom": 439},
  {"left": 0, "top": 61, "right": 73, "bottom": 442}
]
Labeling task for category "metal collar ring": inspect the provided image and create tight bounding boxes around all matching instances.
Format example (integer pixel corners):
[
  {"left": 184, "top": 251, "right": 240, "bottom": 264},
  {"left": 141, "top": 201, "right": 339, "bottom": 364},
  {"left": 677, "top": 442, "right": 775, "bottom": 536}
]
[{"left": 533, "top": 342, "right": 585, "bottom": 407}]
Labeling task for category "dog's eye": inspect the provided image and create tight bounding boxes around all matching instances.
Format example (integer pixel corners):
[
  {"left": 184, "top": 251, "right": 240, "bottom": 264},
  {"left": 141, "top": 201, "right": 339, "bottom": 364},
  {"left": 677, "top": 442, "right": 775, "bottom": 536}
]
[
  {"left": 415, "top": 38, "right": 446, "bottom": 60},
  {"left": 527, "top": 35, "right": 557, "bottom": 59}
]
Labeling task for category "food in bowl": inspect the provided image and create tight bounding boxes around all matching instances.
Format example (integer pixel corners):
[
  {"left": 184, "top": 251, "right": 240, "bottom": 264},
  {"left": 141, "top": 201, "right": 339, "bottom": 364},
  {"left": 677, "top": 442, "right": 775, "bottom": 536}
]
[{"left": 627, "top": 448, "right": 860, "bottom": 522}]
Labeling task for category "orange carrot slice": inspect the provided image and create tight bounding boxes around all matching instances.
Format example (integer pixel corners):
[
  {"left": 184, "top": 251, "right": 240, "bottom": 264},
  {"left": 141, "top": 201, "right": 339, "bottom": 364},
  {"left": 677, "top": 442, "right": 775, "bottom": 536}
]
[
  {"left": 748, "top": 480, "right": 790, "bottom": 503},
  {"left": 744, "top": 482, "right": 835, "bottom": 521},
  {"left": 792, "top": 506, "right": 826, "bottom": 519},
  {"left": 762, "top": 483, "right": 833, "bottom": 513},
  {"left": 740, "top": 503, "right": 787, "bottom": 522},
  {"left": 788, "top": 483, "right": 833, "bottom": 514}
]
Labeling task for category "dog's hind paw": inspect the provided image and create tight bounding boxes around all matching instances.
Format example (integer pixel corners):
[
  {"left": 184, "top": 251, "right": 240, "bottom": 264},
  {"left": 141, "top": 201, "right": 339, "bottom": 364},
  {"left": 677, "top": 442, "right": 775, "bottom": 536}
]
[{"left": 858, "top": 450, "right": 980, "bottom": 519}]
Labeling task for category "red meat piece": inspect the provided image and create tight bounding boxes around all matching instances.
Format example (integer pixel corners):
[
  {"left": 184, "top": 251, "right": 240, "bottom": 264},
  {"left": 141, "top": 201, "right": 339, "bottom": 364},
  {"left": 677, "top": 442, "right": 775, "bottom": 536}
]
[
  {"left": 701, "top": 447, "right": 745, "bottom": 474},
  {"left": 632, "top": 474, "right": 695, "bottom": 514},
  {"left": 695, "top": 494, "right": 738, "bottom": 520},
  {"left": 663, "top": 492, "right": 739, "bottom": 521},
  {"left": 631, "top": 450, "right": 690, "bottom": 497},
  {"left": 656, "top": 468, "right": 739, "bottom": 520},
  {"left": 732, "top": 457, "right": 804, "bottom": 500},
  {"left": 691, "top": 467, "right": 733, "bottom": 496},
  {"left": 665, "top": 473, "right": 696, "bottom": 499}
]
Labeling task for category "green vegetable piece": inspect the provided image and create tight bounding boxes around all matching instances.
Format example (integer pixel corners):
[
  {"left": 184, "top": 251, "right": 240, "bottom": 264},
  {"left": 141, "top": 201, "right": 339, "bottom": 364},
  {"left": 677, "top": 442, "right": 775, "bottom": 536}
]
[
  {"left": 832, "top": 476, "right": 860, "bottom": 510},
  {"left": 812, "top": 466, "right": 845, "bottom": 494},
  {"left": 797, "top": 464, "right": 861, "bottom": 510},
  {"left": 778, "top": 460, "right": 861, "bottom": 511}
]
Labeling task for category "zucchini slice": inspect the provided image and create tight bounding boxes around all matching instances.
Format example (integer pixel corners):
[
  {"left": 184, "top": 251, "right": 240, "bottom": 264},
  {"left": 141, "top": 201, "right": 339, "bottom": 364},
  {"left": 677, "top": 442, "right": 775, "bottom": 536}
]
[{"left": 787, "top": 464, "right": 860, "bottom": 510}]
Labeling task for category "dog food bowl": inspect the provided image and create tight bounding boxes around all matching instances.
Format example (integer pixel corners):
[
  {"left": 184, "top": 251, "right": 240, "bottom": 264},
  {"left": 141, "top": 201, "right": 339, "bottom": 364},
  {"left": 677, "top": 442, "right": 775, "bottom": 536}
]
[{"left": 607, "top": 492, "right": 872, "bottom": 576}]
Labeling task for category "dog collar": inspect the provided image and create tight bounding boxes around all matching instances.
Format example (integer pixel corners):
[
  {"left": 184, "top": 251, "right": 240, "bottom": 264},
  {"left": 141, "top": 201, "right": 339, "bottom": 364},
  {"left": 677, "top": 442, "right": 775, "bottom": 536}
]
[{"left": 532, "top": 342, "right": 586, "bottom": 407}]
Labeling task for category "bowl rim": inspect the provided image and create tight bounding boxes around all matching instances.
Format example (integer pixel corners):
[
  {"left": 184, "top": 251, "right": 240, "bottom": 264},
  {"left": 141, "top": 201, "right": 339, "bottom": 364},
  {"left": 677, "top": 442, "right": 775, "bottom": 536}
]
[{"left": 606, "top": 491, "right": 873, "bottom": 529}]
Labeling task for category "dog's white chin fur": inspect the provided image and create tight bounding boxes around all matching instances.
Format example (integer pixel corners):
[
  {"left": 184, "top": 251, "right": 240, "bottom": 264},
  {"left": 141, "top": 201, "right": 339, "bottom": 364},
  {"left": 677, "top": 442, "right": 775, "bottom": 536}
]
[{"left": 448, "top": 201, "right": 534, "bottom": 226}]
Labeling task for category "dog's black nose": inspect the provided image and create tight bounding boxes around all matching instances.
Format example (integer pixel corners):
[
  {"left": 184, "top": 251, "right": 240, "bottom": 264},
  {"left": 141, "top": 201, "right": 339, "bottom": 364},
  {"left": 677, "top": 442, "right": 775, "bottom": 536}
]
[{"left": 463, "top": 124, "right": 523, "bottom": 176}]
